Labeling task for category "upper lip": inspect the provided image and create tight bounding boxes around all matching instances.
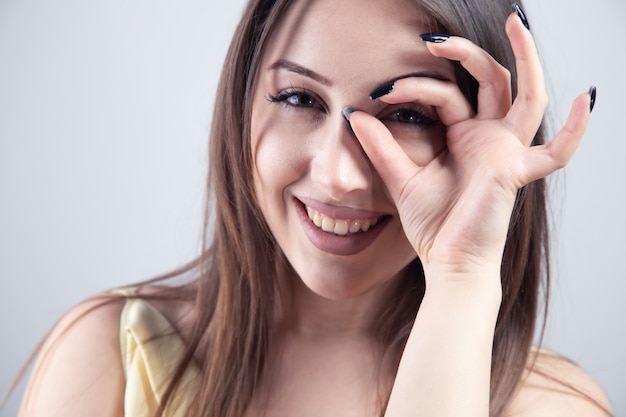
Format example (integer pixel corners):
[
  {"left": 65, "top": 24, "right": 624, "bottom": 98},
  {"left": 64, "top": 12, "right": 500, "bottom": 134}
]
[{"left": 297, "top": 196, "right": 388, "bottom": 221}]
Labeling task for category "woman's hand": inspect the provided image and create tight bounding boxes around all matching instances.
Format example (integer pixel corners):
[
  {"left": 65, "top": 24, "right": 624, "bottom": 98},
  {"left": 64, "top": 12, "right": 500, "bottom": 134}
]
[{"left": 346, "top": 13, "right": 593, "bottom": 281}]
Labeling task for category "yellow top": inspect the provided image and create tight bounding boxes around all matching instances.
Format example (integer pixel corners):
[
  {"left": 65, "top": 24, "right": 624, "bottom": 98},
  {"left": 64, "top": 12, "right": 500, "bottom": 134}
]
[{"left": 119, "top": 295, "right": 199, "bottom": 417}]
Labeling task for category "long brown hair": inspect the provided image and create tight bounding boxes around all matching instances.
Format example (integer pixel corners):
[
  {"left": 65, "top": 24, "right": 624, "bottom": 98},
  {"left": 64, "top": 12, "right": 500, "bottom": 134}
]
[{"left": 149, "top": 1, "right": 549, "bottom": 416}]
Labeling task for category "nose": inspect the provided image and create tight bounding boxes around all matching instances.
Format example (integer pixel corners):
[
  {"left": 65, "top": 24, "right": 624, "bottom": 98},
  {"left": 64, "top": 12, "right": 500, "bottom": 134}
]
[{"left": 310, "top": 115, "right": 373, "bottom": 200}]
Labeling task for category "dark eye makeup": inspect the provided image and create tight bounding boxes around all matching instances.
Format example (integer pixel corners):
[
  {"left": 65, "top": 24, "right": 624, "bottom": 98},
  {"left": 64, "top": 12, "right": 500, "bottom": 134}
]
[
  {"left": 267, "top": 87, "right": 439, "bottom": 130},
  {"left": 380, "top": 106, "right": 439, "bottom": 129},
  {"left": 267, "top": 88, "right": 324, "bottom": 111}
]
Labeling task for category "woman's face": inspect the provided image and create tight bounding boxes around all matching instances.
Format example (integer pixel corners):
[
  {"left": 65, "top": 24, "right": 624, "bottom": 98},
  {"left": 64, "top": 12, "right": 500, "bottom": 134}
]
[{"left": 251, "top": 0, "right": 455, "bottom": 300}]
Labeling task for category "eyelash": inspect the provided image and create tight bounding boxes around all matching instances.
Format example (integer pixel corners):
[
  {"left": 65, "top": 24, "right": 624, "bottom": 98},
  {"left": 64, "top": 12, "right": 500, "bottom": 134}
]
[
  {"left": 267, "top": 88, "right": 323, "bottom": 111},
  {"left": 383, "top": 107, "right": 438, "bottom": 128},
  {"left": 267, "top": 88, "right": 438, "bottom": 128}
]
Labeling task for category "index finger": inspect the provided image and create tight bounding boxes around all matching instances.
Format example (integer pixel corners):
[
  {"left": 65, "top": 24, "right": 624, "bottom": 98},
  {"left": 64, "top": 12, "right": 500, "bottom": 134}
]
[{"left": 374, "top": 77, "right": 474, "bottom": 127}]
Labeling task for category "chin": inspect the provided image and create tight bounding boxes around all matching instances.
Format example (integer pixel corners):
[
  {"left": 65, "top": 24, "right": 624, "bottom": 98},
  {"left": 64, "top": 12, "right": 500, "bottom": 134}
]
[{"left": 288, "top": 253, "right": 416, "bottom": 301}]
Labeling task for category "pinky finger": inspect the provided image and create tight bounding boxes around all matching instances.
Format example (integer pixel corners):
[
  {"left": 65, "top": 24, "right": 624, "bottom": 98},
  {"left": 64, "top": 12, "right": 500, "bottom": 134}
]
[{"left": 523, "top": 87, "right": 594, "bottom": 183}]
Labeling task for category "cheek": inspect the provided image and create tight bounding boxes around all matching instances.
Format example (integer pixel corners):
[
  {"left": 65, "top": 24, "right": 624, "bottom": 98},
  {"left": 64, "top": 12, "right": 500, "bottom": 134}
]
[{"left": 251, "top": 114, "right": 311, "bottom": 209}]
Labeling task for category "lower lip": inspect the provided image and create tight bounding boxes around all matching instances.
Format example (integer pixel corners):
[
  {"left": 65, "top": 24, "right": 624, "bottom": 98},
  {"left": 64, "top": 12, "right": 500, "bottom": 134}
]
[{"left": 295, "top": 200, "right": 388, "bottom": 256}]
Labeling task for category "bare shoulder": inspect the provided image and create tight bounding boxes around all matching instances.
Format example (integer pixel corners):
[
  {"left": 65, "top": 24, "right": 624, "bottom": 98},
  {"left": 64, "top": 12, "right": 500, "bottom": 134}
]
[
  {"left": 19, "top": 293, "right": 126, "bottom": 417},
  {"left": 504, "top": 350, "right": 612, "bottom": 417}
]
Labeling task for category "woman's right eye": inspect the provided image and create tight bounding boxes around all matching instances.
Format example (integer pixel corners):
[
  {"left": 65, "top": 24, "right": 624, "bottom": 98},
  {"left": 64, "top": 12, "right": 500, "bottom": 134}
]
[{"left": 267, "top": 89, "right": 322, "bottom": 111}]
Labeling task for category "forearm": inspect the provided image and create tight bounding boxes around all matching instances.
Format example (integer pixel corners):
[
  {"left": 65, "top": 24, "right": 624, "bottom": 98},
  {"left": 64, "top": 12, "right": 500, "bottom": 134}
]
[{"left": 385, "top": 275, "right": 502, "bottom": 417}]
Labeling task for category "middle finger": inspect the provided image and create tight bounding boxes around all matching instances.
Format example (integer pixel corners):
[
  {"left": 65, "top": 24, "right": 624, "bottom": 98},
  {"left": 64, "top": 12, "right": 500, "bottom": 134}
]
[{"left": 420, "top": 34, "right": 513, "bottom": 120}]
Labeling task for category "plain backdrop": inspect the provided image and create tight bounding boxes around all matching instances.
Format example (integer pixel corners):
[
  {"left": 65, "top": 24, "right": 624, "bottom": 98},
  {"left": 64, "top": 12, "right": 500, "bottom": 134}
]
[{"left": 1, "top": 0, "right": 624, "bottom": 415}]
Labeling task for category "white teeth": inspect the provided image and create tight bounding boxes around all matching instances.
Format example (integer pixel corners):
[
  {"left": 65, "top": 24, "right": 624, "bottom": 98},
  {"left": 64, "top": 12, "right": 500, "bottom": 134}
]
[
  {"left": 321, "top": 217, "right": 335, "bottom": 233},
  {"left": 313, "top": 212, "right": 323, "bottom": 227},
  {"left": 349, "top": 221, "right": 361, "bottom": 233},
  {"left": 334, "top": 220, "right": 349, "bottom": 235},
  {"left": 305, "top": 205, "right": 382, "bottom": 236}
]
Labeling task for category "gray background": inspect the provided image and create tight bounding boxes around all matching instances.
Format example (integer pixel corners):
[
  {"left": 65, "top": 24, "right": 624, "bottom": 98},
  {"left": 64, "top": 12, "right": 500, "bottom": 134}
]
[{"left": 0, "top": 0, "right": 623, "bottom": 415}]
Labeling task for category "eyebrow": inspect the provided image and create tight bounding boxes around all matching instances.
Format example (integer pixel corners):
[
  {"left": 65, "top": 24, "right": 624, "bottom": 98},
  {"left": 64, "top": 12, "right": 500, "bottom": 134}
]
[
  {"left": 268, "top": 59, "right": 333, "bottom": 86},
  {"left": 268, "top": 60, "right": 454, "bottom": 92}
]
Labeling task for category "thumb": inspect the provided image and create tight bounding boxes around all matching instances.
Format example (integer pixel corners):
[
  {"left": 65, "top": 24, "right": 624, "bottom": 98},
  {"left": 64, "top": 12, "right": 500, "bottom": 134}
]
[{"left": 344, "top": 108, "right": 420, "bottom": 202}]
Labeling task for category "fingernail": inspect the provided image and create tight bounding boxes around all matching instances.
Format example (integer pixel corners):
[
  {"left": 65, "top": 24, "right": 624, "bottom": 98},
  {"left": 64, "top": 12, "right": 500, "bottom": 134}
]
[
  {"left": 369, "top": 82, "right": 395, "bottom": 100},
  {"left": 588, "top": 86, "right": 597, "bottom": 113},
  {"left": 342, "top": 106, "right": 356, "bottom": 135},
  {"left": 419, "top": 33, "right": 450, "bottom": 43},
  {"left": 512, "top": 3, "right": 530, "bottom": 30}
]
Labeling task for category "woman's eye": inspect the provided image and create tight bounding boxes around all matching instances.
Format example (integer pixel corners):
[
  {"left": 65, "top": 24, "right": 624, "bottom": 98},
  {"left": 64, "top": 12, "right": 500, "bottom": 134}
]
[
  {"left": 384, "top": 107, "right": 438, "bottom": 128},
  {"left": 268, "top": 89, "right": 321, "bottom": 110},
  {"left": 286, "top": 92, "right": 315, "bottom": 107}
]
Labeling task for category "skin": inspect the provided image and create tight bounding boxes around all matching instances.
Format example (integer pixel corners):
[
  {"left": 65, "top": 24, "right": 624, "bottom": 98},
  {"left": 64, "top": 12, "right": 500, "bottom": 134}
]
[
  {"left": 249, "top": 0, "right": 606, "bottom": 416},
  {"left": 250, "top": 0, "right": 453, "bottom": 302},
  {"left": 17, "top": 0, "right": 611, "bottom": 416}
]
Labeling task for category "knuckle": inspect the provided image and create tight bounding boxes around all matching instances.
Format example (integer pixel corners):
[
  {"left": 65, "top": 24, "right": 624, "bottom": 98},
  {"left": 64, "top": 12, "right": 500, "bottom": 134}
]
[
  {"left": 502, "top": 68, "right": 512, "bottom": 85},
  {"left": 537, "top": 90, "right": 549, "bottom": 110},
  {"left": 547, "top": 144, "right": 568, "bottom": 169}
]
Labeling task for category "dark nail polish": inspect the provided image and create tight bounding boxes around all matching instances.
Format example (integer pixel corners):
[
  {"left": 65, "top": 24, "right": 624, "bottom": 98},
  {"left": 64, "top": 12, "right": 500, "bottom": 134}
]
[
  {"left": 419, "top": 33, "right": 450, "bottom": 43},
  {"left": 342, "top": 106, "right": 356, "bottom": 135},
  {"left": 589, "top": 86, "right": 597, "bottom": 113},
  {"left": 512, "top": 3, "right": 530, "bottom": 30},
  {"left": 369, "top": 82, "right": 395, "bottom": 100}
]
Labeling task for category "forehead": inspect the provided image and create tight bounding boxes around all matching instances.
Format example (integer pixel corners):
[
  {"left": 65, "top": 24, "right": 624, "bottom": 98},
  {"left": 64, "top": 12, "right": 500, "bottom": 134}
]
[{"left": 260, "top": 0, "right": 455, "bottom": 87}]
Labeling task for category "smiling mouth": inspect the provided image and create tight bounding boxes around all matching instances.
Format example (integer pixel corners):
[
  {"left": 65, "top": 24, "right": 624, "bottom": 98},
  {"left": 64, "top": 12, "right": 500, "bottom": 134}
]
[{"left": 304, "top": 205, "right": 387, "bottom": 236}]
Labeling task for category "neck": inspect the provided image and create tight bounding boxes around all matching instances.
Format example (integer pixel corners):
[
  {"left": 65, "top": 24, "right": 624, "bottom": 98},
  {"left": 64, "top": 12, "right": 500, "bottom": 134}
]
[{"left": 283, "top": 270, "right": 407, "bottom": 339}]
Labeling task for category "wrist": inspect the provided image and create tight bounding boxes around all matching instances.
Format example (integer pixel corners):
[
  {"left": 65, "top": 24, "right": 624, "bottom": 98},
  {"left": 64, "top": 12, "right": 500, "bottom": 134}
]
[
  {"left": 424, "top": 261, "right": 502, "bottom": 286},
  {"left": 421, "top": 269, "right": 503, "bottom": 313}
]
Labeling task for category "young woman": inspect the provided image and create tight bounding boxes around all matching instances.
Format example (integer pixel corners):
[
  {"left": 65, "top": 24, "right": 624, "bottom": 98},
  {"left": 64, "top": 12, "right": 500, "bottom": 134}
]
[{"left": 16, "top": 0, "right": 611, "bottom": 416}]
